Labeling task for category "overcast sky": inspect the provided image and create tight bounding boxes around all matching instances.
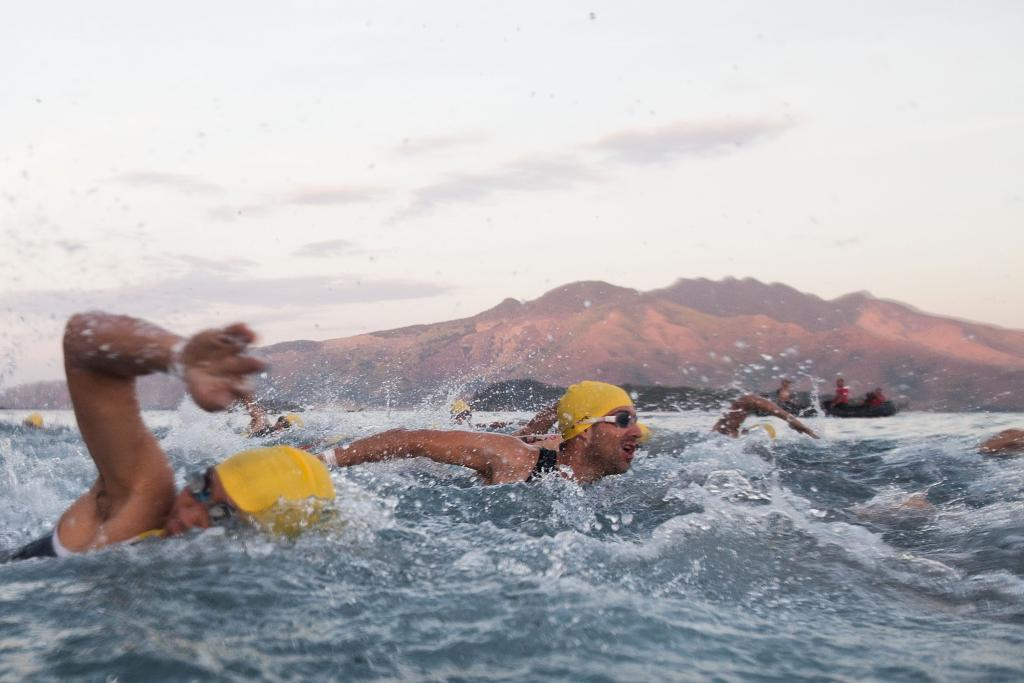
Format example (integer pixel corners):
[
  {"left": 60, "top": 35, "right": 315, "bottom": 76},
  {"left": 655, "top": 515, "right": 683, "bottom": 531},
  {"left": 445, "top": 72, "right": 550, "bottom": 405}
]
[{"left": 2, "top": 1, "right": 1022, "bottom": 385}]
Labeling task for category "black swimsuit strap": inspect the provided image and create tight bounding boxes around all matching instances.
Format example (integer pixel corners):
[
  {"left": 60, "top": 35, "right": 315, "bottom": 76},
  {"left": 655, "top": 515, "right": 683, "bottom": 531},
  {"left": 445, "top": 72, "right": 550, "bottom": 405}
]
[
  {"left": 527, "top": 447, "right": 559, "bottom": 482},
  {"left": 5, "top": 532, "right": 57, "bottom": 562}
]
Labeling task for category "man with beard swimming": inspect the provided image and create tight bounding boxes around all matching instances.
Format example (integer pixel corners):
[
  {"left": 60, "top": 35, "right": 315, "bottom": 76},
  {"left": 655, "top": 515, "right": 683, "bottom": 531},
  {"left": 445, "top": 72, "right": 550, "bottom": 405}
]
[
  {"left": 318, "top": 381, "right": 645, "bottom": 484},
  {"left": 2, "top": 312, "right": 334, "bottom": 562}
]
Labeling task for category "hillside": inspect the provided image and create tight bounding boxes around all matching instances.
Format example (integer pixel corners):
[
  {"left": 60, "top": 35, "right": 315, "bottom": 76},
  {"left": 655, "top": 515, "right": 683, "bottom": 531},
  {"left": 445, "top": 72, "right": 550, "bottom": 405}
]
[{"left": 4, "top": 277, "right": 1022, "bottom": 411}]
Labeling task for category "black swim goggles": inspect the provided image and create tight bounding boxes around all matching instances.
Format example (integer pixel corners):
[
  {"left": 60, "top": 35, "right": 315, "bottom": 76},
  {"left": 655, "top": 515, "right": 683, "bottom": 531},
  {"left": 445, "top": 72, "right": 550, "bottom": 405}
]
[
  {"left": 577, "top": 410, "right": 638, "bottom": 429},
  {"left": 186, "top": 468, "right": 236, "bottom": 524}
]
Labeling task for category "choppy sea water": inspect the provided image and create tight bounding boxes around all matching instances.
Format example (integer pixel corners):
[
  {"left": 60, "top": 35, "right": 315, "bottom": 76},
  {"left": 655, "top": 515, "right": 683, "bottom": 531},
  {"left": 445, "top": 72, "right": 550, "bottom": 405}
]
[{"left": 2, "top": 407, "right": 1023, "bottom": 682}]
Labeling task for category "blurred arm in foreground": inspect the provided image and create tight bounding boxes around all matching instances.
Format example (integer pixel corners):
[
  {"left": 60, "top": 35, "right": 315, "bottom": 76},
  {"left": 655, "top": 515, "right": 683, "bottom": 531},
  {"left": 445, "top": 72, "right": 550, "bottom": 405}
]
[{"left": 4, "top": 312, "right": 333, "bottom": 563}]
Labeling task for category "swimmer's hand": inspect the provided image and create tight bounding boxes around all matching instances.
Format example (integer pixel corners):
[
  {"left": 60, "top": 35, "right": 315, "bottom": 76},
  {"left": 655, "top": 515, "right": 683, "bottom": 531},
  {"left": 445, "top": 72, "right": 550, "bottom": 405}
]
[
  {"left": 787, "top": 417, "right": 819, "bottom": 439},
  {"left": 177, "top": 323, "right": 266, "bottom": 411}
]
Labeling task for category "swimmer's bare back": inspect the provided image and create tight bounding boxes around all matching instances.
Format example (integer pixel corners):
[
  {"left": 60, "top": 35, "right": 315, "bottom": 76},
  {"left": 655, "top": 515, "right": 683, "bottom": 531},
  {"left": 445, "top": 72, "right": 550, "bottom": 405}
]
[{"left": 979, "top": 429, "right": 1024, "bottom": 455}]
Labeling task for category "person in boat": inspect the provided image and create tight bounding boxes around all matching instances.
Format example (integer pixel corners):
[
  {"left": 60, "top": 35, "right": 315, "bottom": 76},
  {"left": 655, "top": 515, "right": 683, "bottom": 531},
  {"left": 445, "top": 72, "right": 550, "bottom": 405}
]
[
  {"left": 2, "top": 312, "right": 334, "bottom": 562},
  {"left": 862, "top": 387, "right": 887, "bottom": 409},
  {"left": 712, "top": 394, "right": 819, "bottom": 439},
  {"left": 978, "top": 429, "right": 1024, "bottom": 455},
  {"left": 319, "top": 381, "right": 644, "bottom": 484},
  {"left": 832, "top": 377, "right": 850, "bottom": 406}
]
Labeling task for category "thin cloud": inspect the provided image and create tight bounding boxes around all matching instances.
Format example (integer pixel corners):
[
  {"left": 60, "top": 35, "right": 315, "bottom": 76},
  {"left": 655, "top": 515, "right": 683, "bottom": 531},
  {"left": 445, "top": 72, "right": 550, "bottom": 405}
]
[
  {"left": 395, "top": 133, "right": 487, "bottom": 156},
  {"left": 590, "top": 118, "right": 794, "bottom": 165},
  {"left": 0, "top": 267, "right": 449, "bottom": 318},
  {"left": 397, "top": 117, "right": 794, "bottom": 218},
  {"left": 208, "top": 185, "right": 380, "bottom": 221},
  {"left": 283, "top": 186, "right": 380, "bottom": 206},
  {"left": 114, "top": 171, "right": 223, "bottom": 195},
  {"left": 292, "top": 239, "right": 362, "bottom": 258},
  {"left": 833, "top": 237, "right": 864, "bottom": 248},
  {"left": 207, "top": 204, "right": 276, "bottom": 222},
  {"left": 170, "top": 254, "right": 255, "bottom": 275},
  {"left": 402, "top": 155, "right": 600, "bottom": 218}
]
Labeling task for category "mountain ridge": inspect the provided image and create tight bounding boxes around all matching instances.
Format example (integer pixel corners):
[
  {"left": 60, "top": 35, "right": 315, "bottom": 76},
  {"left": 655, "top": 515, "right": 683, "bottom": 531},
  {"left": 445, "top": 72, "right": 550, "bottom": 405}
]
[{"left": 3, "top": 277, "right": 1022, "bottom": 411}]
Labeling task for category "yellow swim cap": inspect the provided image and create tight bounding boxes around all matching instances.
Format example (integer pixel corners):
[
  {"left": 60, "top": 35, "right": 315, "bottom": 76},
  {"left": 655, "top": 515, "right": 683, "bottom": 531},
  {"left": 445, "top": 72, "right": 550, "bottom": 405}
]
[
  {"left": 450, "top": 399, "right": 471, "bottom": 415},
  {"left": 638, "top": 422, "right": 653, "bottom": 443},
  {"left": 283, "top": 413, "right": 305, "bottom": 427},
  {"left": 23, "top": 412, "right": 44, "bottom": 428},
  {"left": 214, "top": 446, "right": 335, "bottom": 536},
  {"left": 557, "top": 381, "right": 634, "bottom": 441},
  {"left": 750, "top": 422, "right": 776, "bottom": 439}
]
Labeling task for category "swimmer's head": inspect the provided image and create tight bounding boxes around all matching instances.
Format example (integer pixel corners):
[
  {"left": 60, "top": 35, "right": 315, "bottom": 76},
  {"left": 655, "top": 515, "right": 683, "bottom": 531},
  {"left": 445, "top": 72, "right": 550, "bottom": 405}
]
[
  {"left": 274, "top": 413, "right": 303, "bottom": 431},
  {"left": 450, "top": 399, "right": 472, "bottom": 423},
  {"left": 22, "top": 412, "right": 44, "bottom": 429},
  {"left": 165, "top": 445, "right": 335, "bottom": 537},
  {"left": 556, "top": 381, "right": 644, "bottom": 478},
  {"left": 836, "top": 377, "right": 845, "bottom": 387},
  {"left": 557, "top": 381, "right": 635, "bottom": 441}
]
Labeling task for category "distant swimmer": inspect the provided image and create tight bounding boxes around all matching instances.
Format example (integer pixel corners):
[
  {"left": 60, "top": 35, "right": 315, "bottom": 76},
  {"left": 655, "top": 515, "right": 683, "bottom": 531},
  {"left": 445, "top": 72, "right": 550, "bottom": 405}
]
[
  {"left": 712, "top": 394, "right": 819, "bottom": 439},
  {"left": 245, "top": 397, "right": 303, "bottom": 437},
  {"left": 978, "top": 429, "right": 1024, "bottom": 456},
  {"left": 2, "top": 312, "right": 333, "bottom": 562},
  {"left": 319, "top": 381, "right": 645, "bottom": 485},
  {"left": 450, "top": 399, "right": 472, "bottom": 424},
  {"left": 853, "top": 491, "right": 935, "bottom": 526},
  {"left": 22, "top": 412, "right": 44, "bottom": 429},
  {"left": 448, "top": 399, "right": 511, "bottom": 430}
]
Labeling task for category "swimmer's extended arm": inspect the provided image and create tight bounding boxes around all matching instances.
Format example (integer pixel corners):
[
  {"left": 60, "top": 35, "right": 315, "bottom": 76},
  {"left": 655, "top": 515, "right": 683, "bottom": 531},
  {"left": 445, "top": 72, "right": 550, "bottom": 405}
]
[
  {"left": 979, "top": 428, "right": 1024, "bottom": 455},
  {"left": 244, "top": 397, "right": 271, "bottom": 436},
  {"left": 58, "top": 312, "right": 265, "bottom": 551},
  {"left": 320, "top": 429, "right": 537, "bottom": 484},
  {"left": 513, "top": 403, "right": 558, "bottom": 437},
  {"left": 712, "top": 394, "right": 819, "bottom": 439}
]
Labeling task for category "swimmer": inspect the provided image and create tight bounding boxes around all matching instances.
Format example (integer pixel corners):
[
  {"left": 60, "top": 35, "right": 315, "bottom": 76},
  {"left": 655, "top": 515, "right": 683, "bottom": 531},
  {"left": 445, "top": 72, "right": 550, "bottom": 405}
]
[
  {"left": 979, "top": 429, "right": 1024, "bottom": 455},
  {"left": 448, "top": 399, "right": 511, "bottom": 430},
  {"left": 22, "top": 412, "right": 44, "bottom": 429},
  {"left": 245, "top": 397, "right": 302, "bottom": 437},
  {"left": 3, "top": 312, "right": 333, "bottom": 562},
  {"left": 319, "top": 381, "right": 644, "bottom": 484},
  {"left": 711, "top": 394, "right": 819, "bottom": 439},
  {"left": 853, "top": 490, "right": 935, "bottom": 526},
  {"left": 449, "top": 399, "right": 473, "bottom": 425}
]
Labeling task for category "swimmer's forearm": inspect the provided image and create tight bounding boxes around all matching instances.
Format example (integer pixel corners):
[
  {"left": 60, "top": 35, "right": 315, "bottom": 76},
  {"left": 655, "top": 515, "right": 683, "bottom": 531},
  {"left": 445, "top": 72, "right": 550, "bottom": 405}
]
[
  {"left": 514, "top": 403, "right": 558, "bottom": 436},
  {"left": 321, "top": 429, "right": 503, "bottom": 475},
  {"left": 322, "top": 430, "right": 421, "bottom": 467},
  {"left": 747, "top": 395, "right": 818, "bottom": 438},
  {"left": 64, "top": 312, "right": 180, "bottom": 378}
]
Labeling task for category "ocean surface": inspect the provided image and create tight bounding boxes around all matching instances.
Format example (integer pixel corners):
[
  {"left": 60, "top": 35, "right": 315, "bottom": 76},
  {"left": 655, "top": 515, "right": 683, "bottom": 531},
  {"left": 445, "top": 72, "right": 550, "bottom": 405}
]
[{"left": 1, "top": 406, "right": 1023, "bottom": 682}]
